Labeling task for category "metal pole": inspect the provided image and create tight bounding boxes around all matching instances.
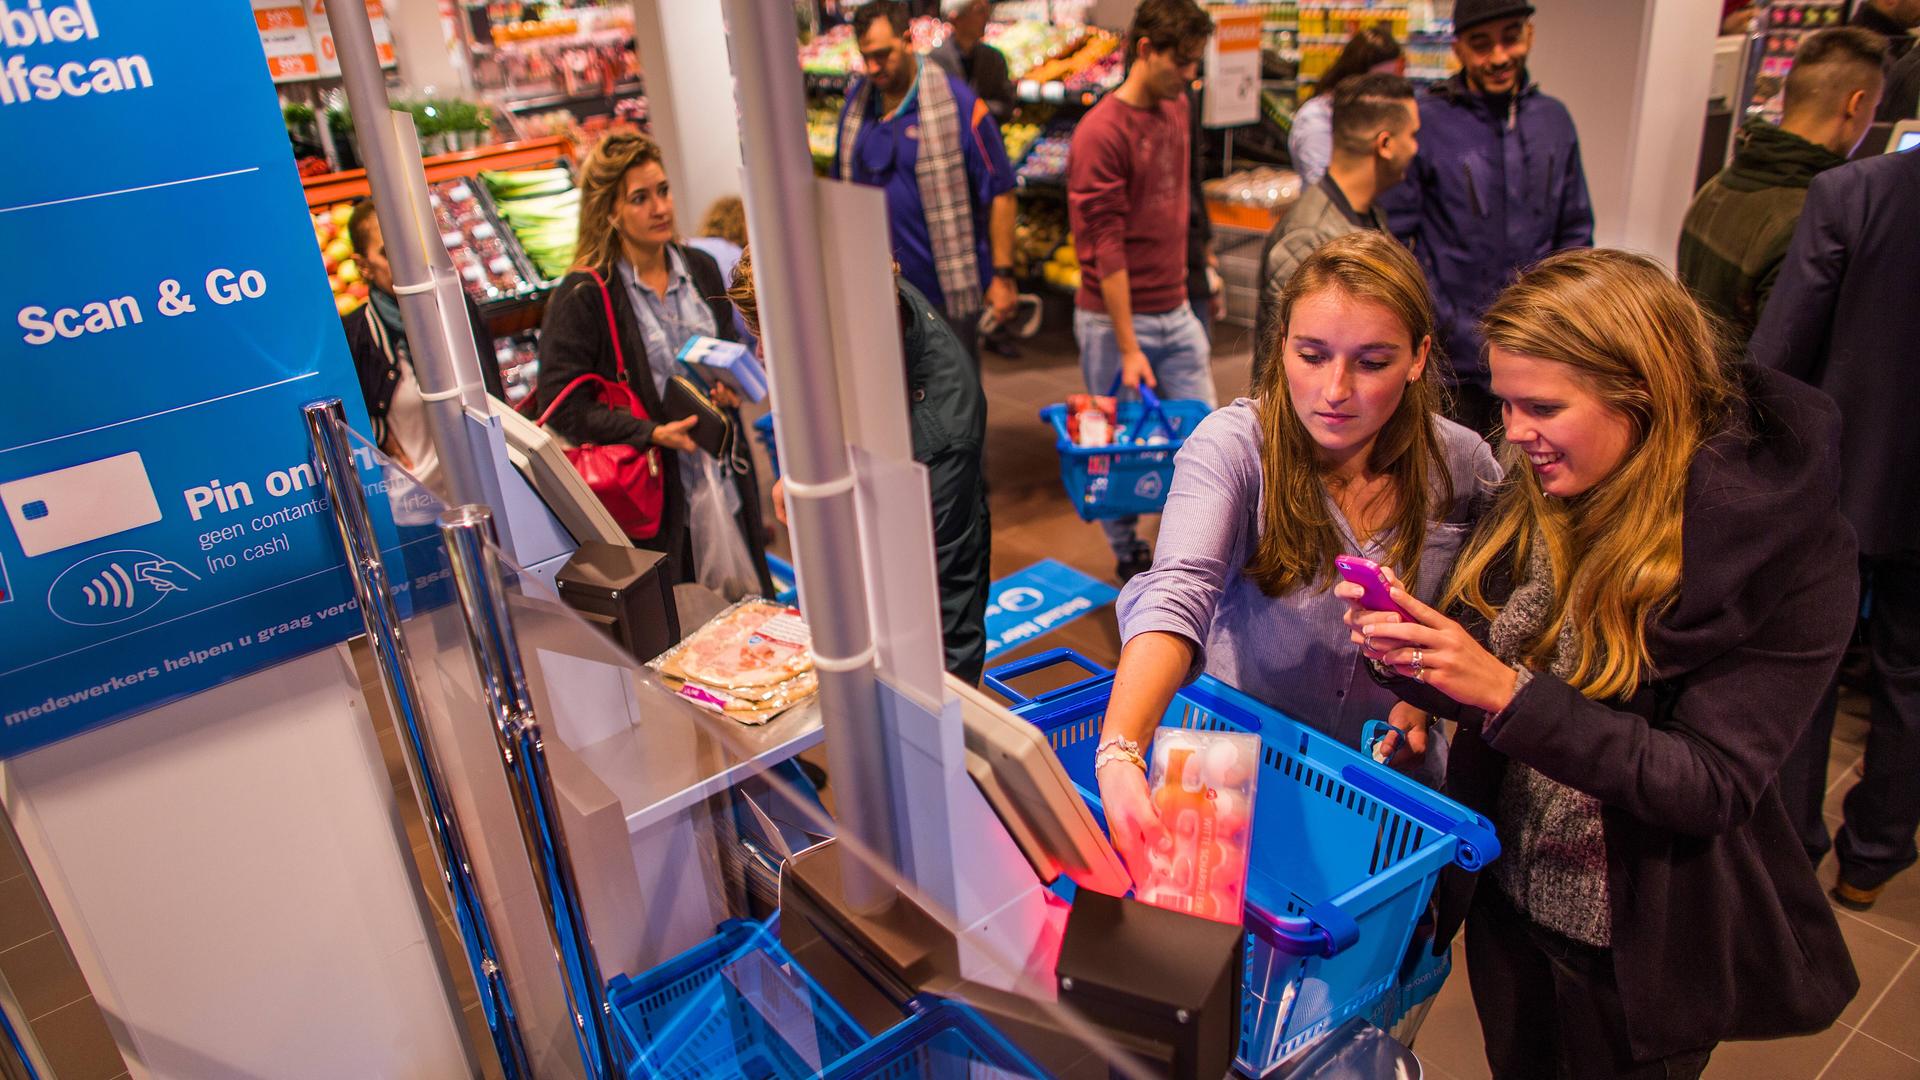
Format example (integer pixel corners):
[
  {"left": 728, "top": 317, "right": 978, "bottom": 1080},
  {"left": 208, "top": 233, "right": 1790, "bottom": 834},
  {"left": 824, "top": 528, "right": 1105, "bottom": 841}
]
[
  {"left": 721, "top": 0, "right": 899, "bottom": 917},
  {"left": 438, "top": 505, "right": 616, "bottom": 1080},
  {"left": 388, "top": 110, "right": 494, "bottom": 418},
  {"left": 304, "top": 400, "right": 531, "bottom": 1079},
  {"left": 328, "top": 0, "right": 493, "bottom": 509}
]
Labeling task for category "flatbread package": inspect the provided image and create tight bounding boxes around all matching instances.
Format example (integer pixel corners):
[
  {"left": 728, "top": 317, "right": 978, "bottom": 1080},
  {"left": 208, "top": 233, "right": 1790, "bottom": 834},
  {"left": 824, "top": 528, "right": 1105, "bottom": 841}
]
[{"left": 651, "top": 600, "right": 818, "bottom": 725}]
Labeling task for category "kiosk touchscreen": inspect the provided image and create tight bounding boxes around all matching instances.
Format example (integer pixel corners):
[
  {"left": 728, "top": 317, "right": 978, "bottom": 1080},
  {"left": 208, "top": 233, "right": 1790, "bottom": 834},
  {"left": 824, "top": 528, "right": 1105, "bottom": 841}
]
[
  {"left": 1892, "top": 120, "right": 1920, "bottom": 154},
  {"left": 952, "top": 677, "right": 1134, "bottom": 898}
]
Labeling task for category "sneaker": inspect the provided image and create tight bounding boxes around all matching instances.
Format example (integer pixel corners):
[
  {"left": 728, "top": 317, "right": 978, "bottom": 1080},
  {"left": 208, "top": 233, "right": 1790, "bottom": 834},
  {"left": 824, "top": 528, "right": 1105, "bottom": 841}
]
[
  {"left": 1832, "top": 877, "right": 1885, "bottom": 912},
  {"left": 1115, "top": 551, "right": 1153, "bottom": 584}
]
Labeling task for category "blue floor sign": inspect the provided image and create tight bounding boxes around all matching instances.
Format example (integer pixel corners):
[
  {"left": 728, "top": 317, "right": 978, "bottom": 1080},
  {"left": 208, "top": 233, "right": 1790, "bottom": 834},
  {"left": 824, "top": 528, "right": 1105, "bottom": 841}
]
[{"left": 985, "top": 560, "right": 1118, "bottom": 659}]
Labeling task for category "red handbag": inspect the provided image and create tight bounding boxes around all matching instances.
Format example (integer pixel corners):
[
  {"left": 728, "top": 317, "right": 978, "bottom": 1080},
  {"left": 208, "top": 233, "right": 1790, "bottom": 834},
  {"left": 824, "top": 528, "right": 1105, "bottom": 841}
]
[{"left": 525, "top": 269, "right": 666, "bottom": 541}]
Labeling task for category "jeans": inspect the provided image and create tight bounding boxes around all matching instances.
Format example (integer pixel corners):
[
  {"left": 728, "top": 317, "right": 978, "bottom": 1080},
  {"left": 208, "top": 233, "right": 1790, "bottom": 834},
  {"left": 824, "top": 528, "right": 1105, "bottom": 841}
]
[
  {"left": 1074, "top": 303, "right": 1218, "bottom": 562},
  {"left": 1467, "top": 887, "right": 1714, "bottom": 1080},
  {"left": 1786, "top": 552, "right": 1920, "bottom": 888}
]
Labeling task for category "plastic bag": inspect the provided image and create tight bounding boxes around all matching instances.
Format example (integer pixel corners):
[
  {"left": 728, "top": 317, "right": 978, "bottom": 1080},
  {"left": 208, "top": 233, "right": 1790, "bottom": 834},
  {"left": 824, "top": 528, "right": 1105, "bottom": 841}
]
[
  {"left": 686, "top": 452, "right": 760, "bottom": 600},
  {"left": 1137, "top": 728, "right": 1261, "bottom": 924}
]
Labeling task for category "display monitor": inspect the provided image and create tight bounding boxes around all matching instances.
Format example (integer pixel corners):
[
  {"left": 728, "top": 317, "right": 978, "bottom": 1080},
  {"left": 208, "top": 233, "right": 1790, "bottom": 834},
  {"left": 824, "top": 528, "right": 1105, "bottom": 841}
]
[
  {"left": 491, "top": 399, "right": 629, "bottom": 546},
  {"left": 1892, "top": 121, "right": 1920, "bottom": 154},
  {"left": 952, "top": 676, "right": 1134, "bottom": 899}
]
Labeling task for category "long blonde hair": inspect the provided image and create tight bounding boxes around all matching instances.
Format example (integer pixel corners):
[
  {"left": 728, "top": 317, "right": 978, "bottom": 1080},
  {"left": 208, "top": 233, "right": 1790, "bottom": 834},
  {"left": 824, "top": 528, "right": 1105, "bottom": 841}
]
[
  {"left": 1445, "top": 249, "right": 1738, "bottom": 699},
  {"left": 1247, "top": 231, "right": 1449, "bottom": 597},
  {"left": 573, "top": 132, "right": 666, "bottom": 276}
]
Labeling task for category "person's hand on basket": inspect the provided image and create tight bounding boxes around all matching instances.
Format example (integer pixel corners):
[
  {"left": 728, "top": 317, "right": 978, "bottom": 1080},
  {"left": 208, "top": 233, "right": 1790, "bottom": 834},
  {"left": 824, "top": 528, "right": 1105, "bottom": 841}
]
[
  {"left": 1119, "top": 348, "right": 1157, "bottom": 392},
  {"left": 1097, "top": 754, "right": 1166, "bottom": 889},
  {"left": 1370, "top": 701, "right": 1431, "bottom": 774},
  {"left": 1338, "top": 572, "right": 1520, "bottom": 715}
]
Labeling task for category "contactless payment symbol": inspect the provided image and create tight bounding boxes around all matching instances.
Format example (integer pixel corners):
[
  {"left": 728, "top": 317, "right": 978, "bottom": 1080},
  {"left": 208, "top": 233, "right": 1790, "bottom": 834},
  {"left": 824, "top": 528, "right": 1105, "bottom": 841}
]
[{"left": 48, "top": 550, "right": 199, "bottom": 627}]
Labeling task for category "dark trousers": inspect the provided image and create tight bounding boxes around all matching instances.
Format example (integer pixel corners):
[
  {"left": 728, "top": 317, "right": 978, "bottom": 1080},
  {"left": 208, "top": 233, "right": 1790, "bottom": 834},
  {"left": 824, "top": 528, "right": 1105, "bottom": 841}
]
[
  {"left": 1446, "top": 378, "right": 1504, "bottom": 439},
  {"left": 1781, "top": 551, "right": 1920, "bottom": 888},
  {"left": 1466, "top": 887, "right": 1714, "bottom": 1080}
]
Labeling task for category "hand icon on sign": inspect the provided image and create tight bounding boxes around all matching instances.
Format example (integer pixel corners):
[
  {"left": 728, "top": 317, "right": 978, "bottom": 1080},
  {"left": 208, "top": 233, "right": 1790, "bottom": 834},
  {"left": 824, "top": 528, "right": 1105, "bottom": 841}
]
[{"left": 133, "top": 558, "right": 200, "bottom": 595}]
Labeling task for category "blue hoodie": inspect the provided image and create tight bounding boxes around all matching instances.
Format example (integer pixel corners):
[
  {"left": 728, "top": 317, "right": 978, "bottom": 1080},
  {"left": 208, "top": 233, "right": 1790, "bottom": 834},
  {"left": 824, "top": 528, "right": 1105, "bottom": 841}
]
[{"left": 1379, "top": 73, "right": 1594, "bottom": 385}]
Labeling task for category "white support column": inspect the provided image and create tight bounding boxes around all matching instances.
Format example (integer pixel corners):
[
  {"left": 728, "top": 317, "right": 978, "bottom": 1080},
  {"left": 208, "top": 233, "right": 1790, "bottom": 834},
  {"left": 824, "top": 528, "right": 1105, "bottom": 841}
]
[{"left": 1528, "top": 0, "right": 1722, "bottom": 262}]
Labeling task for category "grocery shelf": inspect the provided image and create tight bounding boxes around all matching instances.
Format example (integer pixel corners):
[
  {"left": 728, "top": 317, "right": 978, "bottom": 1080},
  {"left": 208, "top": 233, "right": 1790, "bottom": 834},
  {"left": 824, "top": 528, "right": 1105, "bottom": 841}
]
[
  {"left": 301, "top": 136, "right": 574, "bottom": 207},
  {"left": 502, "top": 80, "right": 645, "bottom": 114}
]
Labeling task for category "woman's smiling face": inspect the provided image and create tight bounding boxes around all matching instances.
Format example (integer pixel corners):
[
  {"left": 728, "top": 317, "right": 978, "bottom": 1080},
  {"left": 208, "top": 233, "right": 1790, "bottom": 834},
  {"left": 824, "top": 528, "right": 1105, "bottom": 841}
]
[{"left": 1491, "top": 345, "right": 1636, "bottom": 498}]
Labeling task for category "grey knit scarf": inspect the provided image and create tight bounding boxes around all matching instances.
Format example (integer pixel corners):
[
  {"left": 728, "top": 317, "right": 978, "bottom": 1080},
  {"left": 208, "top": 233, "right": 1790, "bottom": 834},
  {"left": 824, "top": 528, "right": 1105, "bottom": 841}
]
[{"left": 1485, "top": 541, "right": 1613, "bottom": 948}]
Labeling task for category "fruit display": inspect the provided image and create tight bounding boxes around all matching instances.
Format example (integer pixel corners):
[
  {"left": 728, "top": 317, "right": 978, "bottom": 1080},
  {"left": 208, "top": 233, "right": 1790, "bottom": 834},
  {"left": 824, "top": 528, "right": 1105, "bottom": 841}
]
[
  {"left": 1042, "top": 241, "right": 1080, "bottom": 293},
  {"left": 799, "top": 19, "right": 1117, "bottom": 95},
  {"left": 429, "top": 179, "right": 539, "bottom": 303},
  {"left": 1019, "top": 28, "right": 1117, "bottom": 85},
  {"left": 807, "top": 99, "right": 843, "bottom": 171},
  {"left": 1016, "top": 131, "right": 1071, "bottom": 185},
  {"left": 1001, "top": 119, "right": 1042, "bottom": 168},
  {"left": 1013, "top": 200, "right": 1067, "bottom": 277},
  {"left": 312, "top": 203, "right": 369, "bottom": 317},
  {"left": 482, "top": 168, "right": 580, "bottom": 282}
]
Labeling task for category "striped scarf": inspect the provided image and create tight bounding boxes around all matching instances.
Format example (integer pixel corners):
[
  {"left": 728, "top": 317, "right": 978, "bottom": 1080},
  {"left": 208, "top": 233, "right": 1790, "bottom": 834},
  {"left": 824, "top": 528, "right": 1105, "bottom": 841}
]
[{"left": 840, "top": 61, "right": 982, "bottom": 319}]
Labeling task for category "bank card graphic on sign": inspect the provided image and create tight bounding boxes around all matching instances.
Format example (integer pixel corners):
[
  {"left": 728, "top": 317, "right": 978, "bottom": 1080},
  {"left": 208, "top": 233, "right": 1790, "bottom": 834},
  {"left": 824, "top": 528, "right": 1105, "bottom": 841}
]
[{"left": 0, "top": 1, "right": 392, "bottom": 757}]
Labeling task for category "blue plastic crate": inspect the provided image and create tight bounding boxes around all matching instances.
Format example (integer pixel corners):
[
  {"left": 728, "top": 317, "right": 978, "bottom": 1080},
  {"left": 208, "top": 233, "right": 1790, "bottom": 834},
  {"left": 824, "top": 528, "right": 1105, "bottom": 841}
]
[
  {"left": 1039, "top": 382, "right": 1212, "bottom": 522},
  {"left": 607, "top": 918, "right": 868, "bottom": 1079},
  {"left": 753, "top": 413, "right": 779, "bottom": 479},
  {"left": 985, "top": 649, "right": 1498, "bottom": 1077},
  {"left": 823, "top": 997, "right": 1048, "bottom": 1079}
]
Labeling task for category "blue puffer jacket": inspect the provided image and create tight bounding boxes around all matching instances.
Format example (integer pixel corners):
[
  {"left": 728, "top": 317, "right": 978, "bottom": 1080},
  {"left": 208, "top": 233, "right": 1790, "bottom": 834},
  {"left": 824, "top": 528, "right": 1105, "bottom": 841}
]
[{"left": 1380, "top": 73, "right": 1594, "bottom": 385}]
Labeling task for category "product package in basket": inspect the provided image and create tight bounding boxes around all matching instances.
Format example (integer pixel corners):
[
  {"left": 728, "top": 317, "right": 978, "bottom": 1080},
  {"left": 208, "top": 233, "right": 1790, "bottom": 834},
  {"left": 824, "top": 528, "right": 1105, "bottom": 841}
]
[
  {"left": 650, "top": 599, "right": 817, "bottom": 725},
  {"left": 1138, "top": 728, "right": 1260, "bottom": 924}
]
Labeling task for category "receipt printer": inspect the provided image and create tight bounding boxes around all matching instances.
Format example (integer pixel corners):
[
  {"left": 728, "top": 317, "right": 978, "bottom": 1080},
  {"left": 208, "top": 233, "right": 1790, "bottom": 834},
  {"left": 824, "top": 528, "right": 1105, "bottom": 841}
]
[
  {"left": 554, "top": 542, "right": 679, "bottom": 662},
  {"left": 1055, "top": 889, "right": 1242, "bottom": 1080}
]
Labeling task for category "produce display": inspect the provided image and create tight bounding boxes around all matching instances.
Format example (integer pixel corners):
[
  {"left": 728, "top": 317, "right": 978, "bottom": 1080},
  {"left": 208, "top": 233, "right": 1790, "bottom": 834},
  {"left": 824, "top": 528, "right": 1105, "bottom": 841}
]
[
  {"left": 1015, "top": 131, "right": 1071, "bottom": 185},
  {"left": 650, "top": 600, "right": 819, "bottom": 725},
  {"left": 1042, "top": 241, "right": 1080, "bottom": 293},
  {"left": 1137, "top": 728, "right": 1260, "bottom": 925},
  {"left": 311, "top": 203, "right": 368, "bottom": 317},
  {"left": 430, "top": 179, "right": 539, "bottom": 303},
  {"left": 1013, "top": 200, "right": 1067, "bottom": 277},
  {"left": 1019, "top": 29, "right": 1118, "bottom": 86},
  {"left": 799, "top": 18, "right": 1119, "bottom": 96},
  {"left": 1203, "top": 167, "right": 1306, "bottom": 213},
  {"left": 482, "top": 167, "right": 580, "bottom": 282},
  {"left": 1001, "top": 119, "right": 1043, "bottom": 168},
  {"left": 807, "top": 99, "right": 842, "bottom": 170}
]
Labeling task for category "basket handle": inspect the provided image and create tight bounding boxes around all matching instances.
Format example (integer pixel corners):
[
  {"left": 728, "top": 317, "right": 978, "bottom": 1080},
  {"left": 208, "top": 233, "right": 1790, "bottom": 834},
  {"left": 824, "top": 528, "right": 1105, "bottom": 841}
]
[
  {"left": 1100, "top": 370, "right": 1173, "bottom": 444},
  {"left": 983, "top": 647, "right": 1112, "bottom": 706},
  {"left": 1362, "top": 719, "right": 1395, "bottom": 764},
  {"left": 1246, "top": 899, "right": 1362, "bottom": 959}
]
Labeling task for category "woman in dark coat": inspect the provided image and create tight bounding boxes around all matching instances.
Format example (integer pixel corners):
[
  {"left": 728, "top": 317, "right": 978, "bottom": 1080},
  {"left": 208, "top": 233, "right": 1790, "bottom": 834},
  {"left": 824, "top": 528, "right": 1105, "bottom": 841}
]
[
  {"left": 535, "top": 132, "right": 772, "bottom": 594},
  {"left": 1343, "top": 250, "right": 1858, "bottom": 1078}
]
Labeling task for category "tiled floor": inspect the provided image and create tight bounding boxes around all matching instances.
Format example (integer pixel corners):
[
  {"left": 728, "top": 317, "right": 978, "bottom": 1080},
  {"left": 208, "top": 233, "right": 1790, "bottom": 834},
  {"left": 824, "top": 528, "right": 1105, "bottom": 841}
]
[{"left": 2, "top": 311, "right": 1915, "bottom": 1078}]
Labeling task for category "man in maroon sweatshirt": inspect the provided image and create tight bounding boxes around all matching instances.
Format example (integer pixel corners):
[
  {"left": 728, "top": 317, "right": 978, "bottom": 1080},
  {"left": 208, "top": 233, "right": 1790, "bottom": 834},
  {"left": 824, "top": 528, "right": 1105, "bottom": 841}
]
[{"left": 1068, "top": 0, "right": 1217, "bottom": 581}]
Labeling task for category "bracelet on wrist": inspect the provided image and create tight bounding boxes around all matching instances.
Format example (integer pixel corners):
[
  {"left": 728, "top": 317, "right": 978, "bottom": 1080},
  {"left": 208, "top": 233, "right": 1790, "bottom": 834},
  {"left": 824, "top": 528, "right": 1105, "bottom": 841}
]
[{"left": 1094, "top": 735, "right": 1147, "bottom": 773}]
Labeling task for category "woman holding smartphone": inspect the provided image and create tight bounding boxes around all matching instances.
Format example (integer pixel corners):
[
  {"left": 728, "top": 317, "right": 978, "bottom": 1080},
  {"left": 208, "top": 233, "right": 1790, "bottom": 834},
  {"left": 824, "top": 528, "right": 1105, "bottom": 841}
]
[
  {"left": 1095, "top": 231, "right": 1499, "bottom": 879},
  {"left": 536, "top": 132, "right": 772, "bottom": 593},
  {"left": 1344, "top": 250, "right": 1858, "bottom": 1077}
]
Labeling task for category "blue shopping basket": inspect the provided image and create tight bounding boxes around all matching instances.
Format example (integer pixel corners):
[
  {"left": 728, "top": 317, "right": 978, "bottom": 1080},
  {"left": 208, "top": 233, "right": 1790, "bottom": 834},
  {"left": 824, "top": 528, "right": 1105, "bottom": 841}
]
[
  {"left": 984, "top": 648, "right": 1498, "bottom": 1076},
  {"left": 606, "top": 917, "right": 868, "bottom": 1079},
  {"left": 822, "top": 996, "right": 1048, "bottom": 1079},
  {"left": 1040, "top": 374, "right": 1212, "bottom": 521}
]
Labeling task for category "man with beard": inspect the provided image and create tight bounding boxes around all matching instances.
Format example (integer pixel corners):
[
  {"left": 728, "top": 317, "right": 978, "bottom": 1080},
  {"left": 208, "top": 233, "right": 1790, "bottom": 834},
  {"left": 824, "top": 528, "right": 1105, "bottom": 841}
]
[{"left": 1377, "top": 0, "right": 1593, "bottom": 435}]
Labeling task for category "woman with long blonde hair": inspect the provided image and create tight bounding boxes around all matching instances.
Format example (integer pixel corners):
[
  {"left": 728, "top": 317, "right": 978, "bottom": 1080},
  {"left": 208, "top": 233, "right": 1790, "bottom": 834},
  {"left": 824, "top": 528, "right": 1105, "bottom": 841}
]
[
  {"left": 1345, "top": 249, "right": 1859, "bottom": 1077},
  {"left": 535, "top": 133, "right": 771, "bottom": 593},
  {"left": 1094, "top": 231, "right": 1499, "bottom": 879}
]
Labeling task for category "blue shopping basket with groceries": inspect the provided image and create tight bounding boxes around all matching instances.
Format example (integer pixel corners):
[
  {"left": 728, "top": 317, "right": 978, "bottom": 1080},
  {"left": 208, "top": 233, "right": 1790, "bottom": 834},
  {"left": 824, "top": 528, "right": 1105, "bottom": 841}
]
[
  {"left": 984, "top": 648, "right": 1499, "bottom": 1076},
  {"left": 1040, "top": 374, "right": 1212, "bottom": 521}
]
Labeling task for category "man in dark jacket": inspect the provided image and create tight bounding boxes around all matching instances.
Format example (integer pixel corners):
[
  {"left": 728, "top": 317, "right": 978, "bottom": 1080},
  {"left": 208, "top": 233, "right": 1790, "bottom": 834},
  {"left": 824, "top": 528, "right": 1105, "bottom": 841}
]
[
  {"left": 1378, "top": 0, "right": 1593, "bottom": 435},
  {"left": 1678, "top": 27, "right": 1884, "bottom": 342},
  {"left": 1753, "top": 145, "right": 1920, "bottom": 913},
  {"left": 928, "top": 0, "right": 1013, "bottom": 122},
  {"left": 734, "top": 252, "right": 991, "bottom": 684}
]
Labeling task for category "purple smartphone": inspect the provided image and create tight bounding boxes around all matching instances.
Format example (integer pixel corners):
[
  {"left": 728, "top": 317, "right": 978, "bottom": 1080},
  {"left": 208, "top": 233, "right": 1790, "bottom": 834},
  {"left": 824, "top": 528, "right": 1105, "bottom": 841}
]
[{"left": 1334, "top": 555, "right": 1412, "bottom": 622}]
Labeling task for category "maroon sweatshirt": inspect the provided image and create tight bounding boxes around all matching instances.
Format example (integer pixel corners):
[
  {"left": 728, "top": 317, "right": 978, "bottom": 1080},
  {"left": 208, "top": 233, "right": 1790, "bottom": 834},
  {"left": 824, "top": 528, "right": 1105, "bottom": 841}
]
[{"left": 1067, "top": 92, "right": 1191, "bottom": 316}]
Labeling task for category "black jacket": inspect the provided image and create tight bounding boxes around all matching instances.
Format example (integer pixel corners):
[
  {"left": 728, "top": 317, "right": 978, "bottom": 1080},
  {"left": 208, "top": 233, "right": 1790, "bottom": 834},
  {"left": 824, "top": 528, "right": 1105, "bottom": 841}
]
[
  {"left": 342, "top": 291, "right": 505, "bottom": 447},
  {"left": 1384, "top": 367, "right": 1859, "bottom": 1061},
  {"left": 899, "top": 280, "right": 991, "bottom": 683},
  {"left": 1749, "top": 146, "right": 1920, "bottom": 557},
  {"left": 535, "top": 245, "right": 772, "bottom": 593}
]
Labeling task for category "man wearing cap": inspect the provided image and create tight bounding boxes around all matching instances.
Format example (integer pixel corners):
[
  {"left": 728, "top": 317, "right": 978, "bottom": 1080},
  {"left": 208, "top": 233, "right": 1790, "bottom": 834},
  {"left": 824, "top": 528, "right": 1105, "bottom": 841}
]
[{"left": 1378, "top": 0, "right": 1593, "bottom": 435}]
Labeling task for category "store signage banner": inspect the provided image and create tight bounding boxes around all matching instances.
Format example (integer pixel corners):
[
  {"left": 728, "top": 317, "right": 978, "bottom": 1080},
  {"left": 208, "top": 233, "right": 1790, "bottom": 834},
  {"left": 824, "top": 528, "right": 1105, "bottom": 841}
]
[
  {"left": 0, "top": 0, "right": 396, "bottom": 757},
  {"left": 983, "top": 560, "right": 1118, "bottom": 660},
  {"left": 1203, "top": 10, "right": 1263, "bottom": 129}
]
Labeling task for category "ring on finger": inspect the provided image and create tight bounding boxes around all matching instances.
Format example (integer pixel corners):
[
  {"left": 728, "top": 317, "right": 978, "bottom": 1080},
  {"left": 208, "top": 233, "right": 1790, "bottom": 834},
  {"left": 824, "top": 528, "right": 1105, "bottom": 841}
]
[{"left": 1411, "top": 648, "right": 1424, "bottom": 672}]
